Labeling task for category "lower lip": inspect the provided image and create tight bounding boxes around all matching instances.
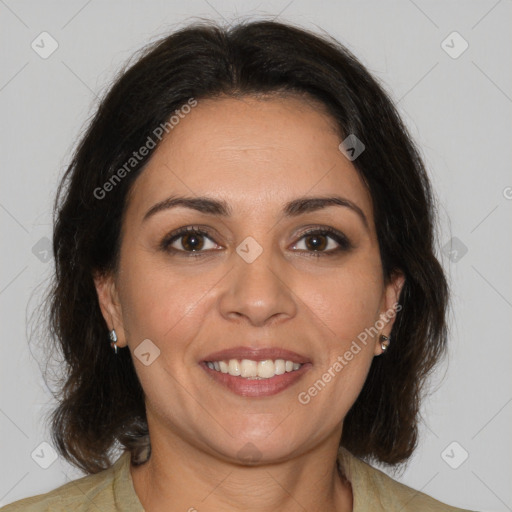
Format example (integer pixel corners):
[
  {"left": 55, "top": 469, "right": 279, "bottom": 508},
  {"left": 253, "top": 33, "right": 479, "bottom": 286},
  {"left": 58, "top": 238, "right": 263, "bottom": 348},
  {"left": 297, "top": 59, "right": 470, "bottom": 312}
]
[{"left": 200, "top": 362, "right": 312, "bottom": 397}]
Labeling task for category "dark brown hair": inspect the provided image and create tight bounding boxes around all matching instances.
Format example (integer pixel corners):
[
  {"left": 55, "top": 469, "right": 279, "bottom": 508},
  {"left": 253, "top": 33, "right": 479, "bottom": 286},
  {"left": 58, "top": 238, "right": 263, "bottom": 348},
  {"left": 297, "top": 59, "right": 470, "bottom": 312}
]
[{"left": 43, "top": 19, "right": 448, "bottom": 474}]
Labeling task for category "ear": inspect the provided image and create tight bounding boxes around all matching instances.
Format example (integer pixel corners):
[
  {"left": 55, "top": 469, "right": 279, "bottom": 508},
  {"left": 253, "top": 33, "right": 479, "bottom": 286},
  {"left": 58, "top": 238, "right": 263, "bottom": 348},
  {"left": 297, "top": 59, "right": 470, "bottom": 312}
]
[
  {"left": 374, "top": 270, "right": 405, "bottom": 356},
  {"left": 93, "top": 271, "right": 127, "bottom": 348}
]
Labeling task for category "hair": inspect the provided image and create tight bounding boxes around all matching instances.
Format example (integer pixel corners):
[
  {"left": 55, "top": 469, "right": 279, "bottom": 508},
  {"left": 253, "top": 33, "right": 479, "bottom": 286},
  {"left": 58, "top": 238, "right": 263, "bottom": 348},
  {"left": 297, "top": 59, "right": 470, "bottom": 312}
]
[{"left": 43, "top": 18, "right": 449, "bottom": 474}]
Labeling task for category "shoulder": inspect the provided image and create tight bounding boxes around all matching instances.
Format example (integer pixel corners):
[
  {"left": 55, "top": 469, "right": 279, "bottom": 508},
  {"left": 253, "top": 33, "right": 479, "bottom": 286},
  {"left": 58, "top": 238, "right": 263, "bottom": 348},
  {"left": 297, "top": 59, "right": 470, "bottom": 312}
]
[
  {"left": 338, "top": 448, "right": 477, "bottom": 512},
  {"left": 0, "top": 452, "right": 138, "bottom": 512},
  {"left": 0, "top": 471, "right": 113, "bottom": 512}
]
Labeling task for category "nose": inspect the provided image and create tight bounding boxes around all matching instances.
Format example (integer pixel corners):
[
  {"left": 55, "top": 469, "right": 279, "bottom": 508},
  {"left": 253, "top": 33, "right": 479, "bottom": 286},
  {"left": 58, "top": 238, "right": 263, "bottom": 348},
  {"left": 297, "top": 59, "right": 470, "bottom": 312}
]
[{"left": 218, "top": 244, "right": 298, "bottom": 327}]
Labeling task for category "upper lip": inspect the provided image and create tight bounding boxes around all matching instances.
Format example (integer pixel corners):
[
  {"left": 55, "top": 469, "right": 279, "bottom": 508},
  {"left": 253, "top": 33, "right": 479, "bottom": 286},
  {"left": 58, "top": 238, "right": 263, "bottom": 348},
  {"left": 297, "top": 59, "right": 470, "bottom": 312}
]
[{"left": 202, "top": 346, "right": 311, "bottom": 364}]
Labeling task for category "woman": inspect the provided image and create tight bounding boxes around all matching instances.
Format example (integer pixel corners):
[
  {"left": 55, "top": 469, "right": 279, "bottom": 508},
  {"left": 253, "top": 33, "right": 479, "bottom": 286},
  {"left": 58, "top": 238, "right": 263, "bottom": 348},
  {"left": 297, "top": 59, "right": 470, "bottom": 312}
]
[{"left": 1, "top": 19, "right": 475, "bottom": 511}]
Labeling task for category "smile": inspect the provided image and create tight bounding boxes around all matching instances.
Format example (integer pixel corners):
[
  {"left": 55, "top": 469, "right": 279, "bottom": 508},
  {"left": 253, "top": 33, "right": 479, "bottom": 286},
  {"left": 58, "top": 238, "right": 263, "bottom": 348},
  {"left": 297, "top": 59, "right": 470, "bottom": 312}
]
[
  {"left": 206, "top": 358, "right": 303, "bottom": 379},
  {"left": 201, "top": 359, "right": 312, "bottom": 397}
]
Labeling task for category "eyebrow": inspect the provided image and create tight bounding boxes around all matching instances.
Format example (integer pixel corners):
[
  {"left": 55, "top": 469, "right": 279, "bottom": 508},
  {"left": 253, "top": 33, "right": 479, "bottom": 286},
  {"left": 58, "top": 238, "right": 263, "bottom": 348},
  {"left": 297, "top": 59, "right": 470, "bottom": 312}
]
[{"left": 142, "top": 194, "right": 369, "bottom": 229}]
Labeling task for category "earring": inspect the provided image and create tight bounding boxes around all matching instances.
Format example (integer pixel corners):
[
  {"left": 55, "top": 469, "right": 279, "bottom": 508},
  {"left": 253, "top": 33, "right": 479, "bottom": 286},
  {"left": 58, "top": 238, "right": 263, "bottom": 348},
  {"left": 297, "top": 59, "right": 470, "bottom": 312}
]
[
  {"left": 380, "top": 334, "right": 390, "bottom": 353},
  {"left": 109, "top": 329, "right": 118, "bottom": 354}
]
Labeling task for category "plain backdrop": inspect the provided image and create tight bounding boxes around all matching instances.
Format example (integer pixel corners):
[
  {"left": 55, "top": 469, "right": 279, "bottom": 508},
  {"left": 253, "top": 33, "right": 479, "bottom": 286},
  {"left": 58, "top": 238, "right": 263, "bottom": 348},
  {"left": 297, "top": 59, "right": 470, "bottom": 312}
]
[{"left": 1, "top": 1, "right": 511, "bottom": 510}]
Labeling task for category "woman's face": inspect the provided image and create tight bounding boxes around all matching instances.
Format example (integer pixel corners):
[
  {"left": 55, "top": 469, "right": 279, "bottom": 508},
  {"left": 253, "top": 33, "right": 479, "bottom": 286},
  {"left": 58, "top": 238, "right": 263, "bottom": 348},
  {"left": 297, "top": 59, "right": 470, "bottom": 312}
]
[{"left": 96, "top": 95, "right": 403, "bottom": 464}]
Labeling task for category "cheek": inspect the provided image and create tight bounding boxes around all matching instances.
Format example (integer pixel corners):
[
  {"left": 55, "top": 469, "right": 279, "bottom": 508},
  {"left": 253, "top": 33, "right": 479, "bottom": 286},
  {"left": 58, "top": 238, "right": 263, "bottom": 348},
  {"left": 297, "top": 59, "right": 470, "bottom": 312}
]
[
  {"left": 117, "top": 253, "right": 212, "bottom": 349},
  {"left": 303, "top": 263, "right": 383, "bottom": 344},
  {"left": 295, "top": 260, "right": 383, "bottom": 404}
]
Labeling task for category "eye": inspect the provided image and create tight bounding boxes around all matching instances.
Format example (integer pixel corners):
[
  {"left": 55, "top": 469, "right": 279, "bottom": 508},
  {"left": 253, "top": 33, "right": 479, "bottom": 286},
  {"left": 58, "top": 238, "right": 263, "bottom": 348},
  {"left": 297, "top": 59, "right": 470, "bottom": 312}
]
[
  {"left": 160, "top": 226, "right": 220, "bottom": 256},
  {"left": 291, "top": 227, "right": 352, "bottom": 257},
  {"left": 160, "top": 225, "right": 352, "bottom": 258}
]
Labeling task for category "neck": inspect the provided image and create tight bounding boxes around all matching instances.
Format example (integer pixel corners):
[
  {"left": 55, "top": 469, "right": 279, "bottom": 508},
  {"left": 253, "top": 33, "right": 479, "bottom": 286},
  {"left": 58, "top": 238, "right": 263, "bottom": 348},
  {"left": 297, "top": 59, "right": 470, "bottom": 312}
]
[{"left": 130, "top": 424, "right": 353, "bottom": 512}]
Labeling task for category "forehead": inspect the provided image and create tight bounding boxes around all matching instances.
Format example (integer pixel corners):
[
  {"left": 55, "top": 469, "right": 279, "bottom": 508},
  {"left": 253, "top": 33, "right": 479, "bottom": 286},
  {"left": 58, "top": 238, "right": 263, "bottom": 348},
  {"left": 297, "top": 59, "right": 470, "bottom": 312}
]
[{"left": 126, "top": 95, "right": 373, "bottom": 223}]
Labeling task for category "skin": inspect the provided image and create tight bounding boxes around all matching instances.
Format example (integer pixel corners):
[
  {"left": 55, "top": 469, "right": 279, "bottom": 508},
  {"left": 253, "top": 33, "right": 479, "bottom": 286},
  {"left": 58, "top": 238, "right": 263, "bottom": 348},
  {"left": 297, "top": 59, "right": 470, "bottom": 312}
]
[{"left": 95, "top": 94, "right": 405, "bottom": 512}]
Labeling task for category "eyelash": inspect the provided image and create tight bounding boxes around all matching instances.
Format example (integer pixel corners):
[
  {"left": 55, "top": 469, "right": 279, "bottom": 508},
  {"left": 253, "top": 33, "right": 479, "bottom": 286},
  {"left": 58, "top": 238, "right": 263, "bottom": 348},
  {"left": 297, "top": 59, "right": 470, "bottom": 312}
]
[{"left": 159, "top": 225, "right": 353, "bottom": 259}]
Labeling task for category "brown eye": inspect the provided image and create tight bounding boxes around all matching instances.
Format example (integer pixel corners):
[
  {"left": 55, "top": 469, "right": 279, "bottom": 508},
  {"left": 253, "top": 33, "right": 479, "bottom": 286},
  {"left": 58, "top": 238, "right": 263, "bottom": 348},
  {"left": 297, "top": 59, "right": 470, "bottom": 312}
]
[
  {"left": 180, "top": 232, "right": 206, "bottom": 251},
  {"left": 291, "top": 227, "right": 352, "bottom": 256},
  {"left": 303, "top": 233, "right": 328, "bottom": 251},
  {"left": 160, "top": 226, "right": 219, "bottom": 255}
]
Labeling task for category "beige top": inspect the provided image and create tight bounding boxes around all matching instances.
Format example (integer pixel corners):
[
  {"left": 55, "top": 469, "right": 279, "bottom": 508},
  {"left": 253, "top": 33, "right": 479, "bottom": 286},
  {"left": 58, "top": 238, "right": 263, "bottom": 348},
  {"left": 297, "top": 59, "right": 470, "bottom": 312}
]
[{"left": 1, "top": 448, "right": 475, "bottom": 511}]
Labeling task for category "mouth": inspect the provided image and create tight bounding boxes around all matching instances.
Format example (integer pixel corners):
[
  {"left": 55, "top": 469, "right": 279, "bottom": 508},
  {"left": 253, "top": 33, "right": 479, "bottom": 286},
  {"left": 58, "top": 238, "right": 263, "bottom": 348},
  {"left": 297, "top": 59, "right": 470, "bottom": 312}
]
[{"left": 200, "top": 346, "right": 312, "bottom": 397}]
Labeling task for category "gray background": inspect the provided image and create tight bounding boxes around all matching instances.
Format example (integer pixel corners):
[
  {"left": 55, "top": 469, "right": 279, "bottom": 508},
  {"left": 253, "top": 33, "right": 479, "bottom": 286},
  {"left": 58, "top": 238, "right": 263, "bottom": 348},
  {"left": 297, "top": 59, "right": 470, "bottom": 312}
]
[{"left": 1, "top": 0, "right": 511, "bottom": 510}]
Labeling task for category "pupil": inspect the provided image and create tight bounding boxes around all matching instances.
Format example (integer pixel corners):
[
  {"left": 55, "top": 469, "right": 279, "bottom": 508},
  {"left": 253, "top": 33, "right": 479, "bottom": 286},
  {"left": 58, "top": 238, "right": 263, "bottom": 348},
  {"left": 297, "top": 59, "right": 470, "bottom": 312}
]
[
  {"left": 183, "top": 233, "right": 203, "bottom": 251},
  {"left": 306, "top": 235, "right": 326, "bottom": 251}
]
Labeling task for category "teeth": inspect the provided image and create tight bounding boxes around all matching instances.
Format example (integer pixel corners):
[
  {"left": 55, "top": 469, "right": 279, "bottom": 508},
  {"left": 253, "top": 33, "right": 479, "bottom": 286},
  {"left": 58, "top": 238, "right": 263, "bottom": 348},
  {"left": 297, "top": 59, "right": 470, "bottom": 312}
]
[
  {"left": 228, "top": 359, "right": 241, "bottom": 376},
  {"left": 274, "top": 359, "right": 286, "bottom": 375},
  {"left": 240, "top": 359, "right": 258, "bottom": 378},
  {"left": 257, "top": 360, "right": 275, "bottom": 378},
  {"left": 206, "top": 358, "right": 304, "bottom": 379}
]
